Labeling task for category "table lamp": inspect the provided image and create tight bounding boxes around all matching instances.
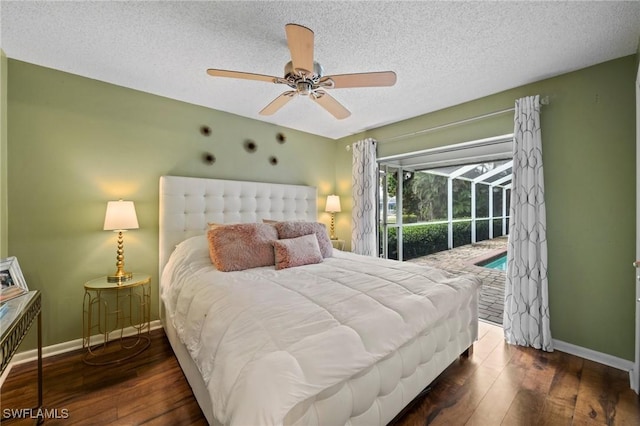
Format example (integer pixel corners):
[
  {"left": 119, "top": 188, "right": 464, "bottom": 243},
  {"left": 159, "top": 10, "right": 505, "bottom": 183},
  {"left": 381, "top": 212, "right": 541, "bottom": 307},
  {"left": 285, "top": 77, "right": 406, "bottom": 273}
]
[
  {"left": 103, "top": 200, "right": 139, "bottom": 283},
  {"left": 325, "top": 195, "right": 341, "bottom": 240}
]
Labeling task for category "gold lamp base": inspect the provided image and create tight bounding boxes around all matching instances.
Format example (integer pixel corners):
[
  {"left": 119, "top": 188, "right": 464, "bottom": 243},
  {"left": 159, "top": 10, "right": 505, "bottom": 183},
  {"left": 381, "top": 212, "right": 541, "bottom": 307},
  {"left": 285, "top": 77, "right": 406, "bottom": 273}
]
[
  {"left": 107, "top": 230, "right": 133, "bottom": 283},
  {"left": 329, "top": 212, "right": 337, "bottom": 240},
  {"left": 107, "top": 271, "right": 133, "bottom": 283}
]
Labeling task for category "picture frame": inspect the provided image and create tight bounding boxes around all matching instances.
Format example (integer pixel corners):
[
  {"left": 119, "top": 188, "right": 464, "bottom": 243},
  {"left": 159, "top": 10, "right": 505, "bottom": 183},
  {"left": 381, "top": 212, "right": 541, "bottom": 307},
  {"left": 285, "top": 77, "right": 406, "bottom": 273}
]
[{"left": 0, "top": 256, "right": 29, "bottom": 302}]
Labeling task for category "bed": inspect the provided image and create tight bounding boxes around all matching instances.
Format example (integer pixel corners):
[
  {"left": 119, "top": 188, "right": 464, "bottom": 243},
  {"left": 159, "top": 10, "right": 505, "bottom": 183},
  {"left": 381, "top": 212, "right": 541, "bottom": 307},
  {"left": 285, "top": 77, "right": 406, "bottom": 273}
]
[{"left": 159, "top": 175, "right": 481, "bottom": 426}]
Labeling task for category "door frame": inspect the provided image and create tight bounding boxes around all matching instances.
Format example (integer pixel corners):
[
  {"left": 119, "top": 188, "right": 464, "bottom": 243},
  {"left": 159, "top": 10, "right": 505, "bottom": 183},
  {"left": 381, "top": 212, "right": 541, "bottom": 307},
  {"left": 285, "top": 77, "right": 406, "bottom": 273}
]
[{"left": 633, "top": 59, "right": 640, "bottom": 393}]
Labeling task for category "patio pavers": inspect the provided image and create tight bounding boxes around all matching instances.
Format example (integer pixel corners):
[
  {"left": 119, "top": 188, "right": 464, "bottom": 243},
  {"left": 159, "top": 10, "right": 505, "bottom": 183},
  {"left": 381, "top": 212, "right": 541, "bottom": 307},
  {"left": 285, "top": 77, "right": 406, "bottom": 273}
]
[{"left": 408, "top": 236, "right": 507, "bottom": 326}]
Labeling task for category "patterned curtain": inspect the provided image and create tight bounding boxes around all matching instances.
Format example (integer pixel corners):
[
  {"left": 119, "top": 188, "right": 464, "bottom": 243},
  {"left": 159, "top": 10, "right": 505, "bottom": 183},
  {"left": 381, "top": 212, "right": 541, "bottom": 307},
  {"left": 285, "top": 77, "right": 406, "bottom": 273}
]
[
  {"left": 504, "top": 95, "right": 553, "bottom": 351},
  {"left": 351, "top": 138, "right": 377, "bottom": 256}
]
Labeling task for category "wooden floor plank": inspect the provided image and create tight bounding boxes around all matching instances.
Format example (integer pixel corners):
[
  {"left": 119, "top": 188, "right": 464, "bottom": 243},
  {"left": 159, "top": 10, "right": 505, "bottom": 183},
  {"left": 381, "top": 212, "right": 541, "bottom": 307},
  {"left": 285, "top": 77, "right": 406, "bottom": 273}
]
[
  {"left": 501, "top": 388, "right": 546, "bottom": 425},
  {"left": 2, "top": 325, "right": 638, "bottom": 425},
  {"left": 537, "top": 397, "right": 575, "bottom": 426},
  {"left": 463, "top": 361, "right": 528, "bottom": 425},
  {"left": 574, "top": 359, "right": 624, "bottom": 424},
  {"left": 471, "top": 321, "right": 505, "bottom": 363},
  {"left": 424, "top": 364, "right": 500, "bottom": 425}
]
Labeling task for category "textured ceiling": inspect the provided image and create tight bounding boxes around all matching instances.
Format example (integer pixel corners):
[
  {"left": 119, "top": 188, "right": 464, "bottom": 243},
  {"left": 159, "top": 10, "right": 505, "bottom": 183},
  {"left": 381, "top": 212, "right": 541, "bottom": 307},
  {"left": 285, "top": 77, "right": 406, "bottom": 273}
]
[{"left": 1, "top": 1, "right": 639, "bottom": 140}]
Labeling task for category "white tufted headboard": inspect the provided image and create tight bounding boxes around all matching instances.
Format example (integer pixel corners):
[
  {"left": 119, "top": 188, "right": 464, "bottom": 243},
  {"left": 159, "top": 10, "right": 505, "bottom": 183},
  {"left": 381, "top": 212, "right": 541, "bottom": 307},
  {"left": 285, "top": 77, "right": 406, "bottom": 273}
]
[{"left": 159, "top": 176, "right": 318, "bottom": 276}]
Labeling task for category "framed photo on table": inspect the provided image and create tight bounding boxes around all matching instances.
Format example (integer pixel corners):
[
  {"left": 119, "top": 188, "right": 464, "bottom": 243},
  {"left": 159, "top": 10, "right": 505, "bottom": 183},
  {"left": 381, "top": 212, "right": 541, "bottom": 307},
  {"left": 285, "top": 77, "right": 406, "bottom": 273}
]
[{"left": 0, "top": 256, "right": 29, "bottom": 303}]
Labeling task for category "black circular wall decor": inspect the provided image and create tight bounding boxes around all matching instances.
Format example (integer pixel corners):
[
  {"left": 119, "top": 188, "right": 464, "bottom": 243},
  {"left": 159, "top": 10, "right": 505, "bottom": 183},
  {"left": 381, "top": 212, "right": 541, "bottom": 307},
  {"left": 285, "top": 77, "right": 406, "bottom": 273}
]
[
  {"left": 202, "top": 152, "right": 216, "bottom": 164},
  {"left": 244, "top": 140, "right": 257, "bottom": 153},
  {"left": 269, "top": 156, "right": 278, "bottom": 166},
  {"left": 276, "top": 133, "right": 286, "bottom": 143},
  {"left": 200, "top": 125, "right": 212, "bottom": 136}
]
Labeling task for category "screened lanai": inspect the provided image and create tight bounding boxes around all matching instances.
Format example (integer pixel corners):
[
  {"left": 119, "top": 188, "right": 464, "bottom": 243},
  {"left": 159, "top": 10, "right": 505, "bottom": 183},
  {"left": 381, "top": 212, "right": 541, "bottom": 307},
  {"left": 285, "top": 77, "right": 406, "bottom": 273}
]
[{"left": 377, "top": 134, "right": 514, "bottom": 261}]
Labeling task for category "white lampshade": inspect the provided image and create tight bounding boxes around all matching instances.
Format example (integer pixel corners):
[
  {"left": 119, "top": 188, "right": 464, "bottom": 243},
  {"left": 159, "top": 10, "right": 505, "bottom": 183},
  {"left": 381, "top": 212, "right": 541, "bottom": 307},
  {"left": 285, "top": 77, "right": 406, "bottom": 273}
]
[
  {"left": 325, "top": 195, "right": 341, "bottom": 213},
  {"left": 103, "top": 200, "right": 139, "bottom": 231}
]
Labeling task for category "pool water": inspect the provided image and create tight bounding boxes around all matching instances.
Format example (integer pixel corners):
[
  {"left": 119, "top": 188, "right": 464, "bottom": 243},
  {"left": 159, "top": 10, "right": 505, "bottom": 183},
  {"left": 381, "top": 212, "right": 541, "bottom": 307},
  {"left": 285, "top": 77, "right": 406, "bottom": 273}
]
[{"left": 481, "top": 254, "right": 507, "bottom": 271}]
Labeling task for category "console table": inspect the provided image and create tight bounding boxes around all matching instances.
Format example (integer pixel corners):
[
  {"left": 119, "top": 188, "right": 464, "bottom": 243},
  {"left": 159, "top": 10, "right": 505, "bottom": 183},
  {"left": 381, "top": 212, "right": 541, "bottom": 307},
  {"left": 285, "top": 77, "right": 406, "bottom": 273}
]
[{"left": 0, "top": 290, "right": 43, "bottom": 423}]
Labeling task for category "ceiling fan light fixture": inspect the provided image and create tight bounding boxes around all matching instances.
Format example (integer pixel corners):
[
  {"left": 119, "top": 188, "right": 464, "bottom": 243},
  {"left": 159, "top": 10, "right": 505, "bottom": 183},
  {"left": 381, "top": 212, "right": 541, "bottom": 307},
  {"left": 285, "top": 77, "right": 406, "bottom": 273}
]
[{"left": 297, "top": 81, "right": 313, "bottom": 95}]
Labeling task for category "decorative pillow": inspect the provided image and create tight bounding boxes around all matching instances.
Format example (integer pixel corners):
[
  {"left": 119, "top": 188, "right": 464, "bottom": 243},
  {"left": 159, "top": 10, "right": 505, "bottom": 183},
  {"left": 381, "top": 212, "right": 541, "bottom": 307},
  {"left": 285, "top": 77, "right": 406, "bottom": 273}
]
[
  {"left": 274, "top": 221, "right": 333, "bottom": 258},
  {"left": 207, "top": 223, "right": 278, "bottom": 271},
  {"left": 273, "top": 234, "right": 323, "bottom": 270}
]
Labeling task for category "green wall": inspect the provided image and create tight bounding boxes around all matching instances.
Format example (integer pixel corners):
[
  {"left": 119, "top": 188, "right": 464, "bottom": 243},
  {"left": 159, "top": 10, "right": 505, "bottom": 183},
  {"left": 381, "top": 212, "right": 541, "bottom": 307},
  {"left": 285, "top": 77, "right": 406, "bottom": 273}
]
[
  {"left": 337, "top": 55, "right": 637, "bottom": 361},
  {"left": 7, "top": 60, "right": 336, "bottom": 349},
  {"left": 7, "top": 55, "right": 638, "bottom": 362}
]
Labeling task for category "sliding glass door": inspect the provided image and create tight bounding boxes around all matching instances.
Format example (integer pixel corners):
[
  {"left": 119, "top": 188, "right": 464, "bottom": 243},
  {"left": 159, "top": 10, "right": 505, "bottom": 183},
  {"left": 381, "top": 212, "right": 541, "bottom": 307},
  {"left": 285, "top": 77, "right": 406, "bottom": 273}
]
[{"left": 378, "top": 136, "right": 514, "bottom": 261}]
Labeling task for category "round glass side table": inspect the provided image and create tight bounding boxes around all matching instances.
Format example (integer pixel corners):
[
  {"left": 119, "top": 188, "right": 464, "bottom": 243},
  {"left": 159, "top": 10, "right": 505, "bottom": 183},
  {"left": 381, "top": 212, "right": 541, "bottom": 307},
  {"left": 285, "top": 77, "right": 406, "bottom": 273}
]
[{"left": 82, "top": 273, "right": 151, "bottom": 365}]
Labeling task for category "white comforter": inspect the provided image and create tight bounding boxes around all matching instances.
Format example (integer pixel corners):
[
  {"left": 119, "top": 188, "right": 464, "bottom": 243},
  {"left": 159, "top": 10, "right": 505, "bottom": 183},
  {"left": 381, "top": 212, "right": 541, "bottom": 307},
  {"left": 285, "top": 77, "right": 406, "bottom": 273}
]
[{"left": 161, "top": 236, "right": 481, "bottom": 426}]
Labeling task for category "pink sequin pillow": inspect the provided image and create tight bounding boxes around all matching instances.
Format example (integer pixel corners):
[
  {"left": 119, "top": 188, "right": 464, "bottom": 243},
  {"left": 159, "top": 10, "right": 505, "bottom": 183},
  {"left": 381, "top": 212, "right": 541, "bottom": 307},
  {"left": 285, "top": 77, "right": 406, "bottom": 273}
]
[
  {"left": 273, "top": 234, "right": 323, "bottom": 270},
  {"left": 207, "top": 223, "right": 278, "bottom": 271},
  {"left": 274, "top": 221, "right": 333, "bottom": 258}
]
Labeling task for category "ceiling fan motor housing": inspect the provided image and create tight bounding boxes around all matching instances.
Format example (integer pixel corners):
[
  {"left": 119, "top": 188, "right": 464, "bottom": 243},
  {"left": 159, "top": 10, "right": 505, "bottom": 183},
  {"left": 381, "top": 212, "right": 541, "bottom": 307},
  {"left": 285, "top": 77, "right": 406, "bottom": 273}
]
[{"left": 284, "top": 60, "right": 324, "bottom": 80}]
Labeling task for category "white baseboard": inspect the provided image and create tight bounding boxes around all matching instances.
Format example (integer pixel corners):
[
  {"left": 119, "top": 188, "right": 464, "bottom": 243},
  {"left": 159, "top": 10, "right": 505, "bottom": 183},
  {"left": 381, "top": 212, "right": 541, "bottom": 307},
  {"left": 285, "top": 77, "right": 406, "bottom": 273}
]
[
  {"left": 630, "top": 368, "right": 639, "bottom": 393},
  {"left": 0, "top": 320, "right": 163, "bottom": 386},
  {"left": 553, "top": 338, "right": 634, "bottom": 372}
]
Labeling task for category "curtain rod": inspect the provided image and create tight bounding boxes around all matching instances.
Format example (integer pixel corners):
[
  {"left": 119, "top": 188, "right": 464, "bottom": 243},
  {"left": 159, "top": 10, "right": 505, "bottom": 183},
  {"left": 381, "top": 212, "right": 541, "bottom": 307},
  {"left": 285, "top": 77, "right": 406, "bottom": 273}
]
[{"left": 378, "top": 95, "right": 550, "bottom": 144}]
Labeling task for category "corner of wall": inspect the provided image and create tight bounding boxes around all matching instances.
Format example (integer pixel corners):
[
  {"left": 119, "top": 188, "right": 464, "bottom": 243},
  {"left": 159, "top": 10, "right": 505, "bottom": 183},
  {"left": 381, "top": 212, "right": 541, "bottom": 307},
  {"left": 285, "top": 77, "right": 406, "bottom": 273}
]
[
  {"left": 636, "top": 35, "right": 640, "bottom": 71},
  {"left": 0, "top": 49, "right": 8, "bottom": 258}
]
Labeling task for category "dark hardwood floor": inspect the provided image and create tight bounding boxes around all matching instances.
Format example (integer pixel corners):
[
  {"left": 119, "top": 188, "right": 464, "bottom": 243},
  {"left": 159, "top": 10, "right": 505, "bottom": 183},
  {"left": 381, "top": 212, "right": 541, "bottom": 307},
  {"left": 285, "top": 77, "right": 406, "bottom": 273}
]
[
  {"left": 1, "top": 324, "right": 638, "bottom": 425},
  {"left": 399, "top": 323, "right": 640, "bottom": 425},
  {"left": 1, "top": 329, "right": 207, "bottom": 425}
]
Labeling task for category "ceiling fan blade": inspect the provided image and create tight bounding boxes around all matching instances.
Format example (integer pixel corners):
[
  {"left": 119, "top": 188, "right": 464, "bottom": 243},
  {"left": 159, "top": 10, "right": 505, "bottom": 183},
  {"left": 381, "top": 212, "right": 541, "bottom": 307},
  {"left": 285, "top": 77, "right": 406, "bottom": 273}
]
[
  {"left": 285, "top": 23, "right": 314, "bottom": 75},
  {"left": 207, "top": 69, "right": 279, "bottom": 84},
  {"left": 259, "top": 91, "right": 297, "bottom": 116},
  {"left": 321, "top": 71, "right": 397, "bottom": 89},
  {"left": 311, "top": 91, "right": 351, "bottom": 120}
]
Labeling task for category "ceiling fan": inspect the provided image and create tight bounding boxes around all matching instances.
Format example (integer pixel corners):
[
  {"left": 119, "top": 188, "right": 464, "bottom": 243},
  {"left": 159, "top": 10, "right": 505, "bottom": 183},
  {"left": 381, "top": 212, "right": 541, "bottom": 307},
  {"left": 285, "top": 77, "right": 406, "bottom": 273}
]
[{"left": 206, "top": 23, "right": 397, "bottom": 120}]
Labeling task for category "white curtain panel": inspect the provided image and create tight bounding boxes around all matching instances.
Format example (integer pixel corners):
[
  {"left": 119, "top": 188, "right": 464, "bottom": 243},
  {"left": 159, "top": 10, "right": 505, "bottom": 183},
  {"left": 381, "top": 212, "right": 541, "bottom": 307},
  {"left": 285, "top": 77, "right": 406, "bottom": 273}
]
[
  {"left": 504, "top": 95, "right": 553, "bottom": 351},
  {"left": 351, "top": 138, "right": 377, "bottom": 256}
]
